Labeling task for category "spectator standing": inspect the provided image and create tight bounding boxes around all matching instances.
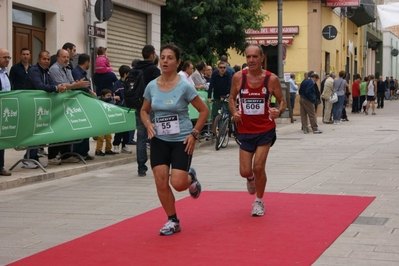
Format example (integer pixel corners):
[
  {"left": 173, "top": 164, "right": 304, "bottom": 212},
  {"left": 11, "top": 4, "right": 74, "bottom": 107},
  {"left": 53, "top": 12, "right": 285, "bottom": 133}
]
[
  {"left": 332, "top": 70, "right": 348, "bottom": 125},
  {"left": 49, "top": 49, "right": 91, "bottom": 164},
  {"left": 50, "top": 42, "right": 77, "bottom": 69},
  {"left": 24, "top": 50, "right": 67, "bottom": 166},
  {"left": 377, "top": 76, "right": 386, "bottom": 109},
  {"left": 71, "top": 53, "right": 97, "bottom": 160},
  {"left": 288, "top": 73, "right": 298, "bottom": 111},
  {"left": 389, "top": 76, "right": 396, "bottom": 100},
  {"left": 178, "top": 60, "right": 195, "bottom": 87},
  {"left": 320, "top": 73, "right": 329, "bottom": 120},
  {"left": 360, "top": 76, "right": 368, "bottom": 113},
  {"left": 9, "top": 48, "right": 31, "bottom": 90},
  {"left": 0, "top": 48, "right": 12, "bottom": 176},
  {"left": 191, "top": 61, "right": 208, "bottom": 90},
  {"left": 365, "top": 75, "right": 377, "bottom": 115},
  {"left": 132, "top": 44, "right": 161, "bottom": 177},
  {"left": 299, "top": 72, "right": 322, "bottom": 133},
  {"left": 321, "top": 72, "right": 335, "bottom": 123},
  {"left": 140, "top": 43, "right": 209, "bottom": 235},
  {"left": 219, "top": 55, "right": 235, "bottom": 75},
  {"left": 112, "top": 65, "right": 132, "bottom": 154},
  {"left": 204, "top": 65, "right": 212, "bottom": 83},
  {"left": 95, "top": 89, "right": 118, "bottom": 156},
  {"left": 351, "top": 74, "right": 361, "bottom": 113}
]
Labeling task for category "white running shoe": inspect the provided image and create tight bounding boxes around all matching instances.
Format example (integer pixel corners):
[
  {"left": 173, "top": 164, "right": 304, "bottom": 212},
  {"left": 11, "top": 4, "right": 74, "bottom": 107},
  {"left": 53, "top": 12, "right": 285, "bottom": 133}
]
[
  {"left": 61, "top": 157, "right": 80, "bottom": 163},
  {"left": 121, "top": 146, "right": 132, "bottom": 154},
  {"left": 159, "top": 219, "right": 181, "bottom": 236},
  {"left": 113, "top": 145, "right": 120, "bottom": 153},
  {"left": 21, "top": 161, "right": 38, "bottom": 169},
  {"left": 251, "top": 200, "right": 265, "bottom": 217},
  {"left": 48, "top": 158, "right": 62, "bottom": 165}
]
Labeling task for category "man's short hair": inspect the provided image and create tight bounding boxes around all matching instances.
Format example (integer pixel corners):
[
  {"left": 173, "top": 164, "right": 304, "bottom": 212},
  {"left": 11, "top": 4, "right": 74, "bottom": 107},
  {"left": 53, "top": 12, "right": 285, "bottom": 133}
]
[
  {"left": 38, "top": 50, "right": 50, "bottom": 59},
  {"left": 142, "top": 45, "right": 155, "bottom": 60},
  {"left": 78, "top": 53, "right": 90, "bottom": 65},
  {"left": 196, "top": 61, "right": 206, "bottom": 71},
  {"left": 330, "top": 72, "right": 336, "bottom": 78},
  {"left": 245, "top": 44, "right": 264, "bottom": 56},
  {"left": 62, "top": 42, "right": 75, "bottom": 51},
  {"left": 181, "top": 60, "right": 193, "bottom": 71},
  {"left": 220, "top": 55, "right": 228, "bottom": 62},
  {"left": 118, "top": 65, "right": 131, "bottom": 77},
  {"left": 131, "top": 59, "right": 140, "bottom": 67},
  {"left": 20, "top": 47, "right": 30, "bottom": 54},
  {"left": 290, "top": 73, "right": 295, "bottom": 78},
  {"left": 310, "top": 73, "right": 319, "bottom": 79}
]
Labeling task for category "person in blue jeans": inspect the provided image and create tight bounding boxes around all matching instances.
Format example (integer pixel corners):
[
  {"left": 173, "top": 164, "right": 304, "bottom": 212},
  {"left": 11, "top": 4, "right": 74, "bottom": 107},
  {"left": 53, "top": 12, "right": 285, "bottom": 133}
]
[
  {"left": 332, "top": 70, "right": 348, "bottom": 124},
  {"left": 132, "top": 45, "right": 161, "bottom": 176}
]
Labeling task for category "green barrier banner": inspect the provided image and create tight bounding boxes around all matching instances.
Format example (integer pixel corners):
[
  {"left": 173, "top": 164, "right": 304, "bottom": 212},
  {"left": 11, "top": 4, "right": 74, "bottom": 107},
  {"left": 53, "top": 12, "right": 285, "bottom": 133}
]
[
  {"left": 0, "top": 90, "right": 136, "bottom": 150},
  {"left": 189, "top": 90, "right": 212, "bottom": 120}
]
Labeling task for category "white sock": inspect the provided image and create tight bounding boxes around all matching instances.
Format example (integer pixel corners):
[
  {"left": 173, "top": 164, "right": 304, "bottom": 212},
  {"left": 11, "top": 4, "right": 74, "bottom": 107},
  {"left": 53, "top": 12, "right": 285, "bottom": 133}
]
[
  {"left": 255, "top": 197, "right": 263, "bottom": 203},
  {"left": 247, "top": 174, "right": 255, "bottom": 181}
]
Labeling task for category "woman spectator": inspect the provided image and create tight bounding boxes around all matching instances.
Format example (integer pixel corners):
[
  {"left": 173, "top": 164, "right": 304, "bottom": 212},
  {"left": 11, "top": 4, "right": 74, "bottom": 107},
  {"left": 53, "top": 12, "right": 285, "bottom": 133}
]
[
  {"left": 332, "top": 70, "right": 348, "bottom": 124},
  {"left": 365, "top": 75, "right": 377, "bottom": 115},
  {"left": 140, "top": 43, "right": 209, "bottom": 236}
]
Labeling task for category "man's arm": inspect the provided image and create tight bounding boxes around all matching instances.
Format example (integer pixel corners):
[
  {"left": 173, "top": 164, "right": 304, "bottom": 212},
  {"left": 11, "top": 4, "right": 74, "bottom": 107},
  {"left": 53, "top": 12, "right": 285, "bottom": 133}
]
[
  {"left": 269, "top": 74, "right": 287, "bottom": 118},
  {"left": 229, "top": 72, "right": 242, "bottom": 122},
  {"left": 27, "top": 68, "right": 59, "bottom": 92},
  {"left": 207, "top": 72, "right": 216, "bottom": 100}
]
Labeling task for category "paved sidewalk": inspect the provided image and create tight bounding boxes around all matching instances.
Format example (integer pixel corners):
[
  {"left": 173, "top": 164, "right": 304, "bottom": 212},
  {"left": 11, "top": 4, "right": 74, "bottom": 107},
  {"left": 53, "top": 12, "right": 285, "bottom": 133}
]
[{"left": 1, "top": 100, "right": 399, "bottom": 265}]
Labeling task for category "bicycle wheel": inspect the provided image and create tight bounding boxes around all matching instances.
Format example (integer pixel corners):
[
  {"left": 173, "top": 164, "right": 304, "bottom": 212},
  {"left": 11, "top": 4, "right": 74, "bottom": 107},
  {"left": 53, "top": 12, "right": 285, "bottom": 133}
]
[
  {"left": 220, "top": 119, "right": 230, "bottom": 148},
  {"left": 215, "top": 117, "right": 229, "bottom": 150},
  {"left": 213, "top": 115, "right": 222, "bottom": 138}
]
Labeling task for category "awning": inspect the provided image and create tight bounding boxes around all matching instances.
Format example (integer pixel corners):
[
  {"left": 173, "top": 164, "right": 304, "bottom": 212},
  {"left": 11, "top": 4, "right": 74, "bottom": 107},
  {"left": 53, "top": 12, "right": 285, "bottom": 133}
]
[{"left": 246, "top": 35, "right": 294, "bottom": 46}]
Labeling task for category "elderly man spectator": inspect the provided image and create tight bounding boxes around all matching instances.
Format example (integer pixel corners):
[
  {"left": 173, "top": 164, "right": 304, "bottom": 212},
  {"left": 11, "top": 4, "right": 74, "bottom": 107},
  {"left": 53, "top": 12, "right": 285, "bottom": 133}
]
[
  {"left": 9, "top": 48, "right": 31, "bottom": 90},
  {"left": 0, "top": 48, "right": 12, "bottom": 175},
  {"left": 321, "top": 72, "right": 335, "bottom": 123},
  {"left": 191, "top": 60, "right": 208, "bottom": 90},
  {"left": 50, "top": 42, "right": 77, "bottom": 69},
  {"left": 299, "top": 72, "right": 322, "bottom": 134},
  {"left": 204, "top": 65, "right": 212, "bottom": 83},
  {"left": 48, "top": 49, "right": 90, "bottom": 165},
  {"left": 178, "top": 60, "right": 195, "bottom": 87}
]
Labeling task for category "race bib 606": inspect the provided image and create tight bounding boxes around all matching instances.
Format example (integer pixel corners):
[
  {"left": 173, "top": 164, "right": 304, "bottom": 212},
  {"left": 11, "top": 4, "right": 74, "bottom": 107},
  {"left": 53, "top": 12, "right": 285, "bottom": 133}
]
[{"left": 242, "top": 98, "right": 265, "bottom": 115}]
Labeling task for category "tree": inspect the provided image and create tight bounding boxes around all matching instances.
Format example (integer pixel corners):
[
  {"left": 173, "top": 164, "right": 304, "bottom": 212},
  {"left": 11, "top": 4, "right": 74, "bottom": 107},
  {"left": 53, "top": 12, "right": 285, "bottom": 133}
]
[{"left": 161, "top": 0, "right": 266, "bottom": 65}]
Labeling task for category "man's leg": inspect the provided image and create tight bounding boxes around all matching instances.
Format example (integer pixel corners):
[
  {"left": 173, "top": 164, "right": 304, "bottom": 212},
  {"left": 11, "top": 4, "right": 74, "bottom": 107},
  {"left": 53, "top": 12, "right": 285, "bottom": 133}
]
[
  {"left": 135, "top": 112, "right": 148, "bottom": 176},
  {"left": 302, "top": 98, "right": 319, "bottom": 131},
  {"left": 324, "top": 101, "right": 332, "bottom": 122}
]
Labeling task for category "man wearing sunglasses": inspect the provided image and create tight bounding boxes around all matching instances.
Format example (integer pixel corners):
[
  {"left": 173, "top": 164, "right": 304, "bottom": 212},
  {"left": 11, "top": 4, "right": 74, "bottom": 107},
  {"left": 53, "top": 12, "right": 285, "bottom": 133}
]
[{"left": 207, "top": 61, "right": 232, "bottom": 133}]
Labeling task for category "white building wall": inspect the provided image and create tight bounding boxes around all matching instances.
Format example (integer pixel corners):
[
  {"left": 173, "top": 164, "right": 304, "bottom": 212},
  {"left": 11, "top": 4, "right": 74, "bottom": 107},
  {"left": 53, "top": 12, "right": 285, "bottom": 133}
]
[
  {"left": 382, "top": 31, "right": 399, "bottom": 78},
  {"left": 0, "top": 0, "right": 164, "bottom": 57}
]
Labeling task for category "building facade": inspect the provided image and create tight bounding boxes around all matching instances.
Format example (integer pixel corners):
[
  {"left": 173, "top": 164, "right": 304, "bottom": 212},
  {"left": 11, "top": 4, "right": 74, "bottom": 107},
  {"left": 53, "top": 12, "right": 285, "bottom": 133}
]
[
  {"left": 0, "top": 0, "right": 165, "bottom": 74},
  {"left": 228, "top": 0, "right": 381, "bottom": 114}
]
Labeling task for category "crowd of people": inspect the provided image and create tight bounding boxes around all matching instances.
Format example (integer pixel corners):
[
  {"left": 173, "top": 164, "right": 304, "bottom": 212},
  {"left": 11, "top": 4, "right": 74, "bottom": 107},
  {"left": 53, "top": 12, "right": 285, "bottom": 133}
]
[{"left": 290, "top": 69, "right": 399, "bottom": 134}]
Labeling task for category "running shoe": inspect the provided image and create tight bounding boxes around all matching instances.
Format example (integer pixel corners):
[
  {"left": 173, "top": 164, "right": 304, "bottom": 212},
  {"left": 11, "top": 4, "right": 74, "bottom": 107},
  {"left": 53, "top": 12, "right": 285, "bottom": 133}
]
[
  {"left": 246, "top": 177, "right": 256, "bottom": 195},
  {"left": 21, "top": 161, "right": 38, "bottom": 169},
  {"left": 188, "top": 167, "right": 201, "bottom": 199},
  {"left": 251, "top": 200, "right": 265, "bottom": 217},
  {"left": 159, "top": 219, "right": 181, "bottom": 236}
]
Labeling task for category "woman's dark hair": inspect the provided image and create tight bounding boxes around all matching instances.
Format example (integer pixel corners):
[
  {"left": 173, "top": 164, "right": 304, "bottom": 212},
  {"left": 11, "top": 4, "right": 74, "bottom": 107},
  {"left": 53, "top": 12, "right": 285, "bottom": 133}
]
[{"left": 160, "top": 43, "right": 181, "bottom": 61}]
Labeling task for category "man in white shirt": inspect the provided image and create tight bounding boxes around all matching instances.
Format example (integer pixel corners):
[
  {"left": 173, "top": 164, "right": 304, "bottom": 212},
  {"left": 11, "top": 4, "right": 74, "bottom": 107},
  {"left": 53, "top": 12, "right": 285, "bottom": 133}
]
[
  {"left": 191, "top": 60, "right": 208, "bottom": 90},
  {"left": 178, "top": 60, "right": 195, "bottom": 87}
]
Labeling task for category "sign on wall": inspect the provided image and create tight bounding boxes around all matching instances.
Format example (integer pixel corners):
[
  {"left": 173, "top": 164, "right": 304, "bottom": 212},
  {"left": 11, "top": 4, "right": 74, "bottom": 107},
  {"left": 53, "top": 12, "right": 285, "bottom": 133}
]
[{"left": 326, "top": 0, "right": 360, "bottom": 7}]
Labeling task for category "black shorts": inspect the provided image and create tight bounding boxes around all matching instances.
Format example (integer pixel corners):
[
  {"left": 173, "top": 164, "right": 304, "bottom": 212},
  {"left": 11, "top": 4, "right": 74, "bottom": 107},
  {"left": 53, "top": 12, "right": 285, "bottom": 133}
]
[
  {"left": 150, "top": 137, "right": 192, "bottom": 171},
  {"left": 366, "top": 96, "right": 375, "bottom": 101},
  {"left": 237, "top": 128, "right": 276, "bottom": 153}
]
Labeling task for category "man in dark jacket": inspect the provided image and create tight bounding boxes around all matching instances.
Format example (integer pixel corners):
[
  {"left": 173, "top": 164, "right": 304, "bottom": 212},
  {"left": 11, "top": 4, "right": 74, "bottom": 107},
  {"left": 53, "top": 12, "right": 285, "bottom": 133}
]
[
  {"left": 376, "top": 76, "right": 386, "bottom": 108},
  {"left": 133, "top": 44, "right": 161, "bottom": 176},
  {"left": 299, "top": 71, "right": 322, "bottom": 134},
  {"left": 23, "top": 51, "right": 67, "bottom": 167}
]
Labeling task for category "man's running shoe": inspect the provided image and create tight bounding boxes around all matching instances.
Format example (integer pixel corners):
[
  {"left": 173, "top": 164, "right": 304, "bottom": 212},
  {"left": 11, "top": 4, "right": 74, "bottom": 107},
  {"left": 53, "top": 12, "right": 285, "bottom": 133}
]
[
  {"left": 251, "top": 200, "right": 265, "bottom": 217},
  {"left": 246, "top": 177, "right": 256, "bottom": 195},
  {"left": 159, "top": 219, "right": 181, "bottom": 236},
  {"left": 188, "top": 167, "right": 201, "bottom": 199}
]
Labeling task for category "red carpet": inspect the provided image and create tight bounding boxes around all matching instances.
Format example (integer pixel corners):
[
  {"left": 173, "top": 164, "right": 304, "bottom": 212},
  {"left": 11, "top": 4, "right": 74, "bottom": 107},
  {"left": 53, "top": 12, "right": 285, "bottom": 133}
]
[{"left": 9, "top": 192, "right": 374, "bottom": 266}]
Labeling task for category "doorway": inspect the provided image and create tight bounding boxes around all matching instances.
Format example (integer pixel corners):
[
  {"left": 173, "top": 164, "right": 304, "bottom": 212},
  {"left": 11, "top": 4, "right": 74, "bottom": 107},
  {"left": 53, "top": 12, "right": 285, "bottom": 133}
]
[{"left": 12, "top": 7, "right": 46, "bottom": 65}]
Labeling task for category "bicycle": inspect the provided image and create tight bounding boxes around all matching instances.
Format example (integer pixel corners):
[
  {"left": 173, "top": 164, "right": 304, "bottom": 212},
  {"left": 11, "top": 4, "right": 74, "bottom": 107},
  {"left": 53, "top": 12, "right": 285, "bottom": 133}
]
[{"left": 214, "top": 95, "right": 238, "bottom": 150}]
